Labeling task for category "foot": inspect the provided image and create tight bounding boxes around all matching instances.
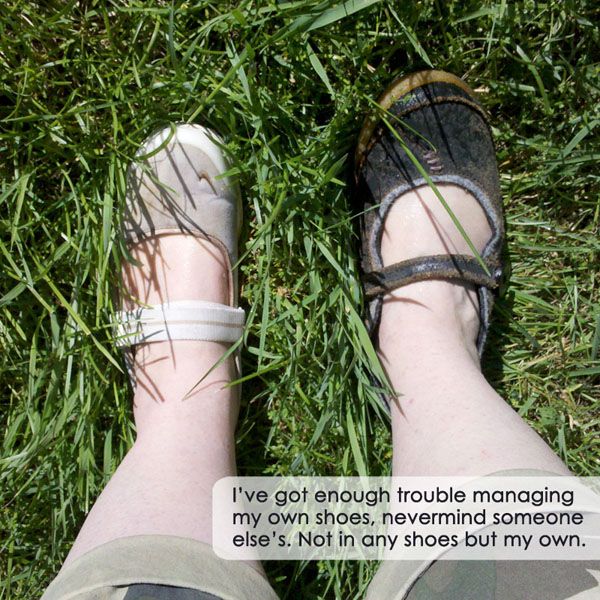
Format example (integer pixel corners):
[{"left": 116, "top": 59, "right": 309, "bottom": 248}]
[
  {"left": 121, "top": 233, "right": 230, "bottom": 310},
  {"left": 119, "top": 124, "right": 242, "bottom": 428},
  {"left": 379, "top": 184, "right": 492, "bottom": 365},
  {"left": 355, "top": 70, "right": 504, "bottom": 377},
  {"left": 121, "top": 234, "right": 239, "bottom": 430}
]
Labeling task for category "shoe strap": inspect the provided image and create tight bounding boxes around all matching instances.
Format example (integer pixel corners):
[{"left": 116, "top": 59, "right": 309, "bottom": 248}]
[
  {"left": 114, "top": 300, "right": 245, "bottom": 346},
  {"left": 363, "top": 254, "right": 501, "bottom": 299}
]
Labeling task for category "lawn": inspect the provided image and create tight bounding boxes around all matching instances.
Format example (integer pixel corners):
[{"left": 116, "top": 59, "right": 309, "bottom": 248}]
[{"left": 1, "top": 1, "right": 598, "bottom": 598}]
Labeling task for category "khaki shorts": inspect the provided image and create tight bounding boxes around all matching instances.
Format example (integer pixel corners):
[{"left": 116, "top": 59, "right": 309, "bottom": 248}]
[
  {"left": 367, "top": 558, "right": 600, "bottom": 599},
  {"left": 42, "top": 534, "right": 600, "bottom": 600},
  {"left": 41, "top": 536, "right": 278, "bottom": 600}
]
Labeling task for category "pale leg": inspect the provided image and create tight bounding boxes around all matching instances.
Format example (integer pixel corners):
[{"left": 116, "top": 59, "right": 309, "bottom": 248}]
[
  {"left": 377, "top": 185, "right": 570, "bottom": 477},
  {"left": 63, "top": 235, "right": 244, "bottom": 566}
]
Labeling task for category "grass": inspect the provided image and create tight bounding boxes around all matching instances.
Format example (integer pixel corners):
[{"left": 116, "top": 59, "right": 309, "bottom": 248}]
[{"left": 1, "top": 0, "right": 598, "bottom": 598}]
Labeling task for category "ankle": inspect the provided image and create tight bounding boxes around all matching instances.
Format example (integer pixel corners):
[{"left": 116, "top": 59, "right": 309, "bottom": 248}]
[
  {"left": 377, "top": 184, "right": 490, "bottom": 366},
  {"left": 131, "top": 340, "right": 237, "bottom": 404},
  {"left": 378, "top": 280, "right": 481, "bottom": 365}
]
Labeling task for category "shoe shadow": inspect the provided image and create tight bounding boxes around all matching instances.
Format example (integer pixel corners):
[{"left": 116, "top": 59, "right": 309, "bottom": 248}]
[{"left": 481, "top": 239, "right": 514, "bottom": 397}]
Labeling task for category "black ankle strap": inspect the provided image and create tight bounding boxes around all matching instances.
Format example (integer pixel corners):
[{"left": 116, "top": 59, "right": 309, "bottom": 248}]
[{"left": 363, "top": 254, "right": 500, "bottom": 299}]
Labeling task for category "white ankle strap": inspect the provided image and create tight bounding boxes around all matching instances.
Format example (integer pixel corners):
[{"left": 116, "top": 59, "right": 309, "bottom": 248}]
[{"left": 114, "top": 300, "right": 245, "bottom": 346}]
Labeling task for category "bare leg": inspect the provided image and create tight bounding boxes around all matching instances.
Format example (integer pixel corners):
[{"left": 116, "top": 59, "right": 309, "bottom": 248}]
[
  {"left": 378, "top": 184, "right": 570, "bottom": 477},
  {"left": 64, "top": 234, "right": 241, "bottom": 565}
]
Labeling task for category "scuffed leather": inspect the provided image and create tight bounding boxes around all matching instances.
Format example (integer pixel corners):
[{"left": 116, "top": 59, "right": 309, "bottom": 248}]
[
  {"left": 124, "top": 135, "right": 239, "bottom": 268},
  {"left": 355, "top": 78, "right": 505, "bottom": 355}
]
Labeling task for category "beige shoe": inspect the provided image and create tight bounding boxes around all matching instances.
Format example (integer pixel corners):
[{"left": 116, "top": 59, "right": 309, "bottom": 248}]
[{"left": 115, "top": 124, "right": 245, "bottom": 350}]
